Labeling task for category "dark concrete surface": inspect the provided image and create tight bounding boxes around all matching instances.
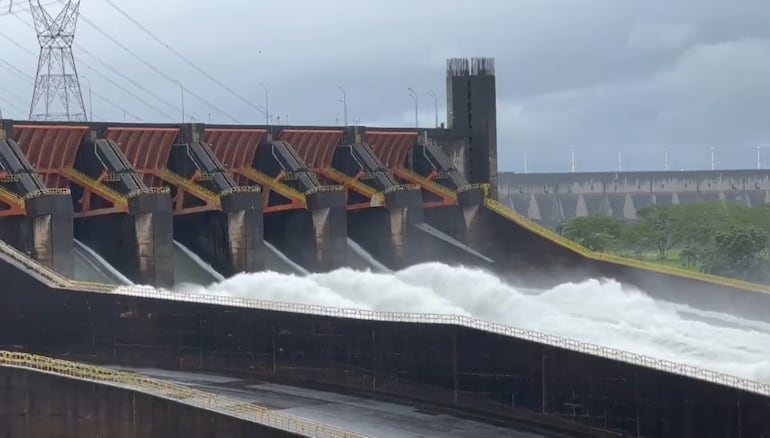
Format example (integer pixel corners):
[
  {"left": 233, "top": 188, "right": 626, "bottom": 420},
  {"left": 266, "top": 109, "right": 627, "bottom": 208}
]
[{"left": 110, "top": 367, "right": 549, "bottom": 438}]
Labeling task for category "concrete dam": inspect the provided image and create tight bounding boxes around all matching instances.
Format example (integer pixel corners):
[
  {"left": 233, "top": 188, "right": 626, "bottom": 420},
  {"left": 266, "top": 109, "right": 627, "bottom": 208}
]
[{"left": 1, "top": 58, "right": 769, "bottom": 437}]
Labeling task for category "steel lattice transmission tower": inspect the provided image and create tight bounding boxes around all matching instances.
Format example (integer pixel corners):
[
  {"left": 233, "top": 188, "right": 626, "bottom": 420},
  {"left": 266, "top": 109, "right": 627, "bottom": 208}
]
[{"left": 28, "top": 0, "right": 86, "bottom": 121}]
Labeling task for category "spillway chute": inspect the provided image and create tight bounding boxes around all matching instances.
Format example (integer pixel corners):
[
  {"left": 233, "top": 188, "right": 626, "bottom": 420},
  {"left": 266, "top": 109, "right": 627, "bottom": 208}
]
[{"left": 73, "top": 239, "right": 133, "bottom": 285}]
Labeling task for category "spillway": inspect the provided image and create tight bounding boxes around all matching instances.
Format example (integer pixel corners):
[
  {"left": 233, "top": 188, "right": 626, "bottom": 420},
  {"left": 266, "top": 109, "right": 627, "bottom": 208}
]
[
  {"left": 73, "top": 240, "right": 133, "bottom": 285},
  {"left": 172, "top": 241, "right": 224, "bottom": 286},
  {"left": 264, "top": 241, "right": 310, "bottom": 275},
  {"left": 176, "top": 262, "right": 770, "bottom": 384},
  {"left": 346, "top": 238, "right": 391, "bottom": 273}
]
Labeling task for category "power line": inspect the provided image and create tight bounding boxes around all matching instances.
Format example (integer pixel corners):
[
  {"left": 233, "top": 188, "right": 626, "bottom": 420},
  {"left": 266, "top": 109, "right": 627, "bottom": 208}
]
[
  {"left": 6, "top": 13, "right": 178, "bottom": 120},
  {"left": 104, "top": 0, "right": 264, "bottom": 117},
  {"left": 66, "top": 1, "right": 240, "bottom": 123}
]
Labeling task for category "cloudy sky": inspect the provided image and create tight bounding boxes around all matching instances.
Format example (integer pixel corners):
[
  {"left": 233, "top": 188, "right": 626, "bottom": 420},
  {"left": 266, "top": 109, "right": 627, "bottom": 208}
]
[{"left": 0, "top": 0, "right": 769, "bottom": 172}]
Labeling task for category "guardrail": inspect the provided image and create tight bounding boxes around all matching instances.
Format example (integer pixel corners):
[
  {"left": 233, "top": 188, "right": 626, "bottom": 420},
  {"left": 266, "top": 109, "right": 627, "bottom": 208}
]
[
  {"left": 382, "top": 183, "right": 420, "bottom": 195},
  {"left": 0, "top": 351, "right": 366, "bottom": 438},
  {"left": 483, "top": 198, "right": 770, "bottom": 295},
  {"left": 66, "top": 281, "right": 767, "bottom": 398},
  {"left": 319, "top": 168, "right": 384, "bottom": 203},
  {"left": 0, "top": 185, "right": 25, "bottom": 208},
  {"left": 126, "top": 186, "right": 172, "bottom": 198},
  {"left": 156, "top": 168, "right": 220, "bottom": 206},
  {"left": 305, "top": 185, "right": 345, "bottom": 195},
  {"left": 59, "top": 168, "right": 129, "bottom": 209},
  {"left": 238, "top": 168, "right": 303, "bottom": 201},
  {"left": 392, "top": 167, "right": 458, "bottom": 201}
]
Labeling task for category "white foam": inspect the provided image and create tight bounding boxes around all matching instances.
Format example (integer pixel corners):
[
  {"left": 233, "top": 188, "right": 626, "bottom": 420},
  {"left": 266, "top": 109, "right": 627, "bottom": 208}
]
[{"left": 174, "top": 262, "right": 770, "bottom": 383}]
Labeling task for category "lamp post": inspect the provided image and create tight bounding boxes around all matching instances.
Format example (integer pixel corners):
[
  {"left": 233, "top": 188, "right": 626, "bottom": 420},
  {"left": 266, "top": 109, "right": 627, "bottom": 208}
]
[
  {"left": 426, "top": 90, "right": 438, "bottom": 128},
  {"left": 338, "top": 86, "right": 348, "bottom": 126},
  {"left": 258, "top": 82, "right": 269, "bottom": 127},
  {"left": 408, "top": 87, "right": 418, "bottom": 128},
  {"left": 172, "top": 80, "right": 185, "bottom": 123}
]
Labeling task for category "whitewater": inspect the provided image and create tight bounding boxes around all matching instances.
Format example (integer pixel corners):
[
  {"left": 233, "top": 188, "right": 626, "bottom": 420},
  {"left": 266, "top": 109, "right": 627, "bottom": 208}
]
[{"left": 165, "top": 262, "right": 770, "bottom": 384}]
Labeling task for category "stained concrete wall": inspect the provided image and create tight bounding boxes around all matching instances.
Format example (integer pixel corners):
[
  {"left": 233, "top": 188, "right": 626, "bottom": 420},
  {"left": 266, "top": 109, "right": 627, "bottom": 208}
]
[
  {"left": 499, "top": 170, "right": 770, "bottom": 226},
  {"left": 0, "top": 366, "right": 299, "bottom": 438},
  {"left": 0, "top": 254, "right": 767, "bottom": 438}
]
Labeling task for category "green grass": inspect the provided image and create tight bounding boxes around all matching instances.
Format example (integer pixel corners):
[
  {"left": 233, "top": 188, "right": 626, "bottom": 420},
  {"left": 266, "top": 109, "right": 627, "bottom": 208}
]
[{"left": 609, "top": 248, "right": 699, "bottom": 272}]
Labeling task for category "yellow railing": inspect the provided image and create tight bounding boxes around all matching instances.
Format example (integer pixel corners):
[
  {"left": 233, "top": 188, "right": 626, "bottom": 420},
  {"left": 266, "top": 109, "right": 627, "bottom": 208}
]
[
  {"left": 238, "top": 168, "right": 304, "bottom": 202},
  {"left": 0, "top": 186, "right": 24, "bottom": 208},
  {"left": 0, "top": 351, "right": 366, "bottom": 438},
  {"left": 320, "top": 168, "right": 384, "bottom": 204},
  {"left": 393, "top": 167, "right": 458, "bottom": 201},
  {"left": 59, "top": 168, "right": 129, "bottom": 209},
  {"left": 483, "top": 198, "right": 770, "bottom": 295},
  {"left": 156, "top": 169, "right": 220, "bottom": 206}
]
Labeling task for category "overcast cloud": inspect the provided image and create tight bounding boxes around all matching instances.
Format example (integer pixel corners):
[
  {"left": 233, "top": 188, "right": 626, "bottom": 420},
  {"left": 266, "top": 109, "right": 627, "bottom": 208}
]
[{"left": 1, "top": 0, "right": 769, "bottom": 172}]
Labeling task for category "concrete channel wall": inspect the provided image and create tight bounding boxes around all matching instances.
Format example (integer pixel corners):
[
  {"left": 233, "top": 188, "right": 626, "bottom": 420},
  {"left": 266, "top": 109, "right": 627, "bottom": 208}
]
[
  {"left": 0, "top": 361, "right": 307, "bottom": 438},
  {"left": 0, "top": 249, "right": 768, "bottom": 438}
]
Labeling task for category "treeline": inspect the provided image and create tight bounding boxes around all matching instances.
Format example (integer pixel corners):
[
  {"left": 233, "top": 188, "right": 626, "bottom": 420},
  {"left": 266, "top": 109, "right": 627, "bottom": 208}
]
[{"left": 557, "top": 202, "right": 770, "bottom": 284}]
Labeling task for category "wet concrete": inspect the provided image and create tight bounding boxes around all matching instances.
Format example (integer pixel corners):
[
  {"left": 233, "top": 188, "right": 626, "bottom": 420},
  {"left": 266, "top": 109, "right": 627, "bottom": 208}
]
[{"left": 110, "top": 367, "right": 549, "bottom": 438}]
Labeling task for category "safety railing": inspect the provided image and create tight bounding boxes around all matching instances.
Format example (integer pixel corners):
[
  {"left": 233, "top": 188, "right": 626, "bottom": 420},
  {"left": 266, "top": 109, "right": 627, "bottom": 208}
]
[
  {"left": 21, "top": 187, "right": 72, "bottom": 201},
  {"left": 482, "top": 198, "right": 770, "bottom": 295},
  {"left": 126, "top": 186, "right": 172, "bottom": 199},
  {"left": 0, "top": 351, "right": 366, "bottom": 438},
  {"left": 392, "top": 167, "right": 458, "bottom": 201},
  {"left": 76, "top": 281, "right": 770, "bottom": 398},
  {"left": 238, "top": 168, "right": 304, "bottom": 201},
  {"left": 221, "top": 185, "right": 263, "bottom": 196},
  {"left": 319, "top": 168, "right": 384, "bottom": 203},
  {"left": 382, "top": 183, "right": 421, "bottom": 195},
  {"left": 0, "top": 185, "right": 24, "bottom": 208},
  {"left": 305, "top": 185, "right": 345, "bottom": 195},
  {"left": 156, "top": 168, "right": 220, "bottom": 206},
  {"left": 59, "top": 167, "right": 129, "bottom": 209},
  {"left": 0, "top": 240, "right": 71, "bottom": 287}
]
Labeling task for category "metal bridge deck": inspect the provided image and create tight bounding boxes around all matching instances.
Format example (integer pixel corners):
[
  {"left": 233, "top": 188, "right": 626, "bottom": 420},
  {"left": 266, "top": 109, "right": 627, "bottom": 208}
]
[{"left": 112, "top": 367, "right": 546, "bottom": 438}]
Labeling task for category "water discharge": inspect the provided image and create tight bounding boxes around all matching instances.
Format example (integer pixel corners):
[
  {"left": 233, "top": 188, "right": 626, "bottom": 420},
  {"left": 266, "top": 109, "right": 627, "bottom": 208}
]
[{"left": 172, "top": 262, "right": 770, "bottom": 384}]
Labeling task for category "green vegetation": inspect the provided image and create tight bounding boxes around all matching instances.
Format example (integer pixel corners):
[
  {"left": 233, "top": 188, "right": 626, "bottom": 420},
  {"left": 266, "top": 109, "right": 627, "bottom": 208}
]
[{"left": 558, "top": 202, "right": 770, "bottom": 284}]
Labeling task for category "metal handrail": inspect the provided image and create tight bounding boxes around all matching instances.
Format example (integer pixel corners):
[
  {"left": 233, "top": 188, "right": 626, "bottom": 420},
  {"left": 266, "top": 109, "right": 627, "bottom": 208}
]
[
  {"left": 156, "top": 168, "right": 220, "bottom": 206},
  {"left": 320, "top": 168, "right": 384, "bottom": 203},
  {"left": 393, "top": 167, "right": 457, "bottom": 200},
  {"left": 126, "top": 187, "right": 172, "bottom": 198},
  {"left": 55, "top": 280, "right": 768, "bottom": 398},
  {"left": 237, "top": 168, "right": 302, "bottom": 200},
  {"left": 221, "top": 185, "right": 263, "bottom": 196},
  {"left": 59, "top": 168, "right": 129, "bottom": 208},
  {"left": 0, "top": 351, "right": 366, "bottom": 438},
  {"left": 382, "top": 184, "right": 420, "bottom": 195}
]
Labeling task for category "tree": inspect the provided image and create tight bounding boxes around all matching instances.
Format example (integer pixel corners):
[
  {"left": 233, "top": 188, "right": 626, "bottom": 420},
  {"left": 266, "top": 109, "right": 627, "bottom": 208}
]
[
  {"left": 561, "top": 215, "right": 623, "bottom": 252},
  {"left": 627, "top": 206, "right": 679, "bottom": 259},
  {"left": 701, "top": 225, "right": 770, "bottom": 280}
]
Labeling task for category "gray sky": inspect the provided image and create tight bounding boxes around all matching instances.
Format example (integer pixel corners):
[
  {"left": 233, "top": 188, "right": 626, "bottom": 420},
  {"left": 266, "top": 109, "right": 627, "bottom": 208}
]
[{"left": 1, "top": 0, "right": 769, "bottom": 172}]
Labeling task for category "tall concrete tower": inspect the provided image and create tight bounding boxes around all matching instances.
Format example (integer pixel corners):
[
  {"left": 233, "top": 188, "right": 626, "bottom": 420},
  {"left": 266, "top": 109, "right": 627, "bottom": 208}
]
[{"left": 446, "top": 57, "right": 498, "bottom": 198}]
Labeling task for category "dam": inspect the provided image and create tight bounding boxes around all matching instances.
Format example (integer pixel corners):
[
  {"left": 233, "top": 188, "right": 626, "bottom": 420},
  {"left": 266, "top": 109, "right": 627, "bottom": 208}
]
[{"left": 0, "top": 58, "right": 769, "bottom": 437}]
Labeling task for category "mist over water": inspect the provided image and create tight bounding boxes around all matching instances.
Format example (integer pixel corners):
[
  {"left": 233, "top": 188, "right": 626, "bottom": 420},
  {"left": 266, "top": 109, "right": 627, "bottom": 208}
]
[{"left": 166, "top": 262, "right": 770, "bottom": 384}]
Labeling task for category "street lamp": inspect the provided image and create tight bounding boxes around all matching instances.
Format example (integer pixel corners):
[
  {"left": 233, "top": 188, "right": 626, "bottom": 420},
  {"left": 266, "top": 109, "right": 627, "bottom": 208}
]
[
  {"left": 426, "top": 90, "right": 438, "bottom": 128},
  {"left": 80, "top": 75, "right": 93, "bottom": 121},
  {"left": 338, "top": 86, "right": 348, "bottom": 126},
  {"left": 258, "top": 82, "right": 269, "bottom": 127},
  {"left": 172, "top": 80, "right": 185, "bottom": 123},
  {"left": 408, "top": 87, "right": 418, "bottom": 128}
]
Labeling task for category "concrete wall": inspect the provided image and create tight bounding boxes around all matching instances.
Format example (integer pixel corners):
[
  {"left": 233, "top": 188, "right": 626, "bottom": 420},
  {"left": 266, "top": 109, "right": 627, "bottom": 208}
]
[
  {"left": 0, "top": 366, "right": 299, "bottom": 438},
  {"left": 499, "top": 170, "right": 770, "bottom": 226},
  {"left": 0, "top": 255, "right": 767, "bottom": 438}
]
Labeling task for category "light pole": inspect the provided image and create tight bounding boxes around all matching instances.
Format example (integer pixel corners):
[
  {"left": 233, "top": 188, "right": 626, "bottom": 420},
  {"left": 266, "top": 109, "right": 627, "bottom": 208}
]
[
  {"left": 258, "top": 82, "right": 269, "bottom": 127},
  {"left": 173, "top": 80, "right": 185, "bottom": 123},
  {"left": 757, "top": 146, "right": 762, "bottom": 170},
  {"left": 408, "top": 87, "right": 418, "bottom": 128},
  {"left": 80, "top": 75, "right": 93, "bottom": 121},
  {"left": 426, "top": 90, "right": 438, "bottom": 128},
  {"left": 338, "top": 86, "right": 348, "bottom": 126}
]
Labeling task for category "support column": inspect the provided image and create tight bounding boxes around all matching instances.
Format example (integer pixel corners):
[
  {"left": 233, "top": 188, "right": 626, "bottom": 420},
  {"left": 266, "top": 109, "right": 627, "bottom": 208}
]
[
  {"left": 306, "top": 190, "right": 347, "bottom": 271},
  {"left": 220, "top": 191, "right": 264, "bottom": 276},
  {"left": 127, "top": 192, "right": 174, "bottom": 287},
  {"left": 386, "top": 188, "right": 424, "bottom": 269},
  {"left": 23, "top": 193, "right": 74, "bottom": 277}
]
